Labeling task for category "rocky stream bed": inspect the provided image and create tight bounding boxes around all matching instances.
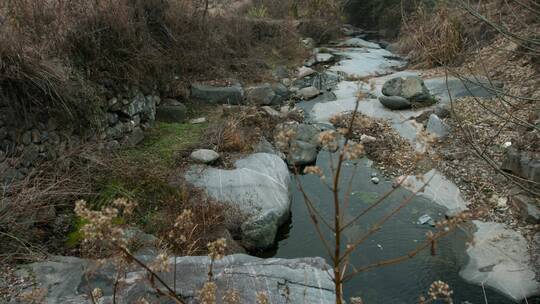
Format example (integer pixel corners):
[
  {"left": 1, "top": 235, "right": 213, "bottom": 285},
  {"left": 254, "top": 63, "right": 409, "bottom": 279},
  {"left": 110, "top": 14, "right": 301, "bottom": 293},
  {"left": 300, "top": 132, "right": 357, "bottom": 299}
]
[{"left": 9, "top": 29, "right": 540, "bottom": 304}]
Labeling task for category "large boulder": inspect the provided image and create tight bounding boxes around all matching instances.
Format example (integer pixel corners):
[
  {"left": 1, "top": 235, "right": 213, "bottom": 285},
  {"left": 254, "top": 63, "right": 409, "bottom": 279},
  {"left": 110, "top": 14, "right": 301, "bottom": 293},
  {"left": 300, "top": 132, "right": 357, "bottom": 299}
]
[
  {"left": 460, "top": 221, "right": 540, "bottom": 301},
  {"left": 382, "top": 76, "right": 433, "bottom": 102},
  {"left": 155, "top": 99, "right": 187, "bottom": 123},
  {"left": 245, "top": 83, "right": 276, "bottom": 106},
  {"left": 16, "top": 254, "right": 335, "bottom": 304},
  {"left": 379, "top": 95, "right": 411, "bottom": 110},
  {"left": 185, "top": 153, "right": 290, "bottom": 249},
  {"left": 191, "top": 82, "right": 244, "bottom": 104}
]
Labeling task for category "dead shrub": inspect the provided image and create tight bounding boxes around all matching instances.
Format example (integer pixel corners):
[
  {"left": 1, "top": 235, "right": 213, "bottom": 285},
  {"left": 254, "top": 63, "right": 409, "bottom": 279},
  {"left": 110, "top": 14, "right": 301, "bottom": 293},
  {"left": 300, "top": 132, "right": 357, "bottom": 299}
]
[{"left": 398, "top": 2, "right": 465, "bottom": 67}]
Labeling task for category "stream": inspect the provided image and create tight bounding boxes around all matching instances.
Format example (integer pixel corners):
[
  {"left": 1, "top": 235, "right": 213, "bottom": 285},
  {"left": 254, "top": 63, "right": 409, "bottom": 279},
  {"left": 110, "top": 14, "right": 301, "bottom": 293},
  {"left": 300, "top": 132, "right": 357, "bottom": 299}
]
[{"left": 268, "top": 37, "right": 516, "bottom": 303}]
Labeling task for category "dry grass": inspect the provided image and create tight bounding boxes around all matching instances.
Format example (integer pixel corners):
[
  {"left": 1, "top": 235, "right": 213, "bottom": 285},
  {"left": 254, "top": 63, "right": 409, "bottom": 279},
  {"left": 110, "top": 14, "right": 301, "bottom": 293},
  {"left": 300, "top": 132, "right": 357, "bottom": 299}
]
[
  {"left": 0, "top": 0, "right": 305, "bottom": 126},
  {"left": 331, "top": 113, "right": 421, "bottom": 176},
  {"left": 0, "top": 136, "right": 228, "bottom": 261},
  {"left": 398, "top": 2, "right": 464, "bottom": 67},
  {"left": 204, "top": 106, "right": 282, "bottom": 154}
]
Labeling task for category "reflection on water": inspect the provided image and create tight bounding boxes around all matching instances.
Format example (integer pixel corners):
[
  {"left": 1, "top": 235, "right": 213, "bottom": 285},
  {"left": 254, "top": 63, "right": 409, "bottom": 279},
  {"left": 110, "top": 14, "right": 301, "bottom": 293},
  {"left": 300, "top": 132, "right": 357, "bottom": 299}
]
[{"left": 270, "top": 152, "right": 514, "bottom": 303}]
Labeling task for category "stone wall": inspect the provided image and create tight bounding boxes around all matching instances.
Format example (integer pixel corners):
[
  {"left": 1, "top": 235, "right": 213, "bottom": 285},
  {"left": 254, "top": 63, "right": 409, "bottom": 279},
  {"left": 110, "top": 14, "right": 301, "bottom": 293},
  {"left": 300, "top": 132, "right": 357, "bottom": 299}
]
[{"left": 0, "top": 88, "right": 160, "bottom": 184}]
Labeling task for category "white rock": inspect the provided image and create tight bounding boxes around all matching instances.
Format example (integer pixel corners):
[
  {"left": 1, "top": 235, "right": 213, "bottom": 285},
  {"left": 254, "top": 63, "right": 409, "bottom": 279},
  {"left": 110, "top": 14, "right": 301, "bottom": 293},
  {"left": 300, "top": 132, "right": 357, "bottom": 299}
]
[
  {"left": 315, "top": 53, "right": 334, "bottom": 63},
  {"left": 338, "top": 37, "right": 381, "bottom": 49},
  {"left": 426, "top": 114, "right": 450, "bottom": 139},
  {"left": 298, "top": 86, "right": 321, "bottom": 100},
  {"left": 460, "top": 221, "right": 540, "bottom": 301},
  {"left": 360, "top": 134, "right": 377, "bottom": 143},
  {"left": 185, "top": 153, "right": 291, "bottom": 249},
  {"left": 261, "top": 106, "right": 281, "bottom": 117},
  {"left": 23, "top": 254, "right": 335, "bottom": 304},
  {"left": 190, "top": 149, "right": 219, "bottom": 164},
  {"left": 189, "top": 117, "right": 207, "bottom": 124},
  {"left": 401, "top": 169, "right": 469, "bottom": 216},
  {"left": 297, "top": 66, "right": 316, "bottom": 79}
]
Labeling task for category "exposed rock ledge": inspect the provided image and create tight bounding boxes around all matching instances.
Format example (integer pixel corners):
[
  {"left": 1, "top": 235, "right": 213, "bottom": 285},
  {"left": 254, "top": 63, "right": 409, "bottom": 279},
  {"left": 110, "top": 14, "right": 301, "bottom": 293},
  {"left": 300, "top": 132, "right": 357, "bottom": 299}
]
[
  {"left": 460, "top": 221, "right": 540, "bottom": 302},
  {"left": 13, "top": 254, "right": 335, "bottom": 304},
  {"left": 185, "top": 153, "right": 291, "bottom": 250}
]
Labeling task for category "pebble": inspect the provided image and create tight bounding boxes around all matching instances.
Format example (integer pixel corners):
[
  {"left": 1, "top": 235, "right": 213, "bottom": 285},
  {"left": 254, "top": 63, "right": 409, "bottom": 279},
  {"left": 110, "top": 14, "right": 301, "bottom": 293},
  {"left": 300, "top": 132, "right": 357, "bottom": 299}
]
[
  {"left": 360, "top": 134, "right": 377, "bottom": 143},
  {"left": 189, "top": 117, "right": 207, "bottom": 124}
]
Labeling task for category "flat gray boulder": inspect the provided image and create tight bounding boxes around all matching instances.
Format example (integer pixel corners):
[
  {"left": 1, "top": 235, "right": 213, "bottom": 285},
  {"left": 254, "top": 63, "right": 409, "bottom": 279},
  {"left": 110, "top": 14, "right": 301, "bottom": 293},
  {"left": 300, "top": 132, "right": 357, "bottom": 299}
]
[
  {"left": 298, "top": 86, "right": 321, "bottom": 100},
  {"left": 460, "top": 221, "right": 540, "bottom": 301},
  {"left": 17, "top": 254, "right": 335, "bottom": 304},
  {"left": 297, "top": 66, "right": 316, "bottom": 79},
  {"left": 426, "top": 114, "right": 450, "bottom": 139},
  {"left": 191, "top": 82, "right": 244, "bottom": 104},
  {"left": 401, "top": 169, "right": 469, "bottom": 217},
  {"left": 185, "top": 153, "right": 290, "bottom": 249},
  {"left": 379, "top": 95, "right": 411, "bottom": 110},
  {"left": 246, "top": 83, "right": 276, "bottom": 105},
  {"left": 190, "top": 149, "right": 220, "bottom": 164},
  {"left": 315, "top": 53, "right": 335, "bottom": 64},
  {"left": 155, "top": 99, "right": 187, "bottom": 123}
]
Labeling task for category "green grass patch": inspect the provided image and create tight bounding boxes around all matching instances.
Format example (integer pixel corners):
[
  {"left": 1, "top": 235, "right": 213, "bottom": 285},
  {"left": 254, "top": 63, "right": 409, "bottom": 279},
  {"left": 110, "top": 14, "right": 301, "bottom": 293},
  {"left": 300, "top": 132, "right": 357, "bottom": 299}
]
[{"left": 123, "top": 121, "right": 207, "bottom": 167}]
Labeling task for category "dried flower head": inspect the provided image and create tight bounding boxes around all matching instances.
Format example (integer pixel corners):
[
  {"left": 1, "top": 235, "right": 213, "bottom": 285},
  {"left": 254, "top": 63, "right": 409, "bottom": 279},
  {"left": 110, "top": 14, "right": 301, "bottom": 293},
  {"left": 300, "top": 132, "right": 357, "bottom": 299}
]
[
  {"left": 134, "top": 297, "right": 150, "bottom": 304},
  {"left": 149, "top": 251, "right": 171, "bottom": 273},
  {"left": 275, "top": 129, "right": 296, "bottom": 151},
  {"left": 207, "top": 238, "right": 227, "bottom": 260},
  {"left": 223, "top": 289, "right": 241, "bottom": 304},
  {"left": 304, "top": 166, "right": 324, "bottom": 177},
  {"left": 74, "top": 199, "right": 128, "bottom": 248},
  {"left": 18, "top": 288, "right": 47, "bottom": 303},
  {"left": 198, "top": 281, "right": 217, "bottom": 304},
  {"left": 343, "top": 142, "right": 365, "bottom": 160},
  {"left": 113, "top": 198, "right": 137, "bottom": 215},
  {"left": 318, "top": 130, "right": 339, "bottom": 151},
  {"left": 427, "top": 280, "right": 453, "bottom": 303},
  {"left": 169, "top": 209, "right": 195, "bottom": 242},
  {"left": 91, "top": 287, "right": 103, "bottom": 300},
  {"left": 337, "top": 128, "right": 349, "bottom": 136},
  {"left": 350, "top": 297, "right": 363, "bottom": 304},
  {"left": 256, "top": 292, "right": 270, "bottom": 304}
]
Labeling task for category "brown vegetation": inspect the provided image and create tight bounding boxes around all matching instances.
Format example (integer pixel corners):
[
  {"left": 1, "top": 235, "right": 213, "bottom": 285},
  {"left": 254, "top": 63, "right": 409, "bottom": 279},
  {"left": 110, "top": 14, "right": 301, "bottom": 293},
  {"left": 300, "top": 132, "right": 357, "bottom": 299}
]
[{"left": 0, "top": 0, "right": 305, "bottom": 125}]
